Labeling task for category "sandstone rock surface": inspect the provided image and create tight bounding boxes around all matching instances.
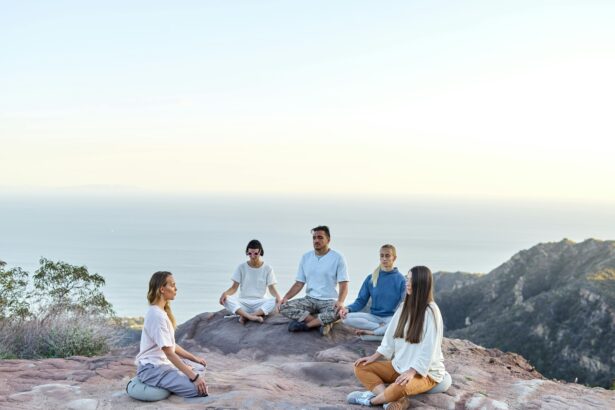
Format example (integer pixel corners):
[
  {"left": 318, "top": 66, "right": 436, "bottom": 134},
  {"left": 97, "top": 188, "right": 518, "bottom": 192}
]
[{"left": 1, "top": 310, "right": 614, "bottom": 409}]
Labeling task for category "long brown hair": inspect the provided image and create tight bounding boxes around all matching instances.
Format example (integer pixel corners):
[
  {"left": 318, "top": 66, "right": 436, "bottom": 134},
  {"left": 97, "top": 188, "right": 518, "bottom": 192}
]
[
  {"left": 147, "top": 271, "right": 177, "bottom": 329},
  {"left": 393, "top": 266, "right": 434, "bottom": 343}
]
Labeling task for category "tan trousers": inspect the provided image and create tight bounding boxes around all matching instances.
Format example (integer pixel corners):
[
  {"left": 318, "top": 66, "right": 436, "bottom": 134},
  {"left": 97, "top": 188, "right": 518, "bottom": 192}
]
[{"left": 354, "top": 360, "right": 437, "bottom": 402}]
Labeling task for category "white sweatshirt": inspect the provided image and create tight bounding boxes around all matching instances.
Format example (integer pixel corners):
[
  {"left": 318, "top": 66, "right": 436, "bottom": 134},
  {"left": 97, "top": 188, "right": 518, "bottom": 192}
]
[{"left": 376, "top": 302, "right": 445, "bottom": 382}]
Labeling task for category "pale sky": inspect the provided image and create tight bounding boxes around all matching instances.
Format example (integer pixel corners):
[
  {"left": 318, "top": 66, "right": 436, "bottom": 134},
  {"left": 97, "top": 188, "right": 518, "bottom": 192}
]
[{"left": 1, "top": 1, "right": 614, "bottom": 201}]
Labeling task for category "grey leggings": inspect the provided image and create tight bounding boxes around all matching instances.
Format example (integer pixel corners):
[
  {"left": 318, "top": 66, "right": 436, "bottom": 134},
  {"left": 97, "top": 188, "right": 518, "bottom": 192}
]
[
  {"left": 137, "top": 361, "right": 205, "bottom": 398},
  {"left": 342, "top": 312, "right": 393, "bottom": 336}
]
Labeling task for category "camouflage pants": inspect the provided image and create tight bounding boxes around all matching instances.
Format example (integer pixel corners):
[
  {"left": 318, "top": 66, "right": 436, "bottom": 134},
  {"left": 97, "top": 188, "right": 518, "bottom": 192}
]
[{"left": 279, "top": 296, "right": 339, "bottom": 325}]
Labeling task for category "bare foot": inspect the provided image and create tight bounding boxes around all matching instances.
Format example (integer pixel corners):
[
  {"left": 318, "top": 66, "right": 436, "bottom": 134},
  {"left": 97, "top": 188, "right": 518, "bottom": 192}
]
[
  {"left": 250, "top": 315, "right": 264, "bottom": 323},
  {"left": 355, "top": 329, "right": 375, "bottom": 336},
  {"left": 238, "top": 316, "right": 246, "bottom": 325}
]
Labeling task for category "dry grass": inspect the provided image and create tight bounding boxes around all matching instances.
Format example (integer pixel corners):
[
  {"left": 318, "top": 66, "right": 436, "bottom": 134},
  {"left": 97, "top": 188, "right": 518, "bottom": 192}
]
[{"left": 0, "top": 313, "right": 120, "bottom": 359}]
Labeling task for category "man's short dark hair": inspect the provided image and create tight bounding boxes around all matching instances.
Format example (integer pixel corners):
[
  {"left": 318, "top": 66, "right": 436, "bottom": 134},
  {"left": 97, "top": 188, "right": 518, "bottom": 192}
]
[
  {"left": 311, "top": 225, "right": 330, "bottom": 239},
  {"left": 246, "top": 239, "right": 264, "bottom": 256}
]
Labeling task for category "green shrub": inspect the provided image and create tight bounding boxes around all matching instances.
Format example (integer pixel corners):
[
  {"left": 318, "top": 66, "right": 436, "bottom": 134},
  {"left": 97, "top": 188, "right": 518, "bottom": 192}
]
[
  {"left": 0, "top": 258, "right": 117, "bottom": 358},
  {"left": 0, "top": 260, "right": 30, "bottom": 320},
  {"left": 33, "top": 257, "right": 114, "bottom": 317}
]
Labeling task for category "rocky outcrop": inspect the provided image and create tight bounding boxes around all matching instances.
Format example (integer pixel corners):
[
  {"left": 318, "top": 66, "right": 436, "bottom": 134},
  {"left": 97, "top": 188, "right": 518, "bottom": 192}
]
[
  {"left": 1, "top": 310, "right": 614, "bottom": 409},
  {"left": 436, "top": 238, "right": 615, "bottom": 388},
  {"left": 433, "top": 271, "right": 484, "bottom": 293}
]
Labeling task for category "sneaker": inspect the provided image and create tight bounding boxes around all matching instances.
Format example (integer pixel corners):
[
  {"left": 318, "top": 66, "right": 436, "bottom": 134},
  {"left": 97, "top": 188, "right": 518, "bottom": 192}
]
[
  {"left": 346, "top": 390, "right": 374, "bottom": 406},
  {"left": 287, "top": 320, "right": 309, "bottom": 332},
  {"left": 319, "top": 323, "right": 333, "bottom": 336},
  {"left": 383, "top": 397, "right": 411, "bottom": 410}
]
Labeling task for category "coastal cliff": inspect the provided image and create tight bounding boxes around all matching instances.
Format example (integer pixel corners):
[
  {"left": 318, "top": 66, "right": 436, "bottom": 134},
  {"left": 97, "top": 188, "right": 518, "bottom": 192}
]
[
  {"left": 1, "top": 310, "right": 614, "bottom": 409},
  {"left": 435, "top": 239, "right": 615, "bottom": 388}
]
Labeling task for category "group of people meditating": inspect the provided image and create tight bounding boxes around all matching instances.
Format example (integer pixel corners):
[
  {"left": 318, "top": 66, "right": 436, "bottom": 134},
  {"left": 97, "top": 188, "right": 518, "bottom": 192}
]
[{"left": 135, "top": 225, "right": 446, "bottom": 409}]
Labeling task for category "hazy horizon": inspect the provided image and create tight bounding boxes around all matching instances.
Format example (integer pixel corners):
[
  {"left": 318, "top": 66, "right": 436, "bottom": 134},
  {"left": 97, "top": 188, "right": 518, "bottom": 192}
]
[{"left": 2, "top": 193, "right": 615, "bottom": 322}]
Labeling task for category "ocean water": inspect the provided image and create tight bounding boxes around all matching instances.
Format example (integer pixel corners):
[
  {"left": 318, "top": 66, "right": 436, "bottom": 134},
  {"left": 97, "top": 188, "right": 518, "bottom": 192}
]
[{"left": 2, "top": 194, "right": 614, "bottom": 324}]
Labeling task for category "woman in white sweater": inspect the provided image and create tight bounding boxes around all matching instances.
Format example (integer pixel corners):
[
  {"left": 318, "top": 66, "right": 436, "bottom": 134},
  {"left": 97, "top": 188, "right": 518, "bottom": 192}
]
[{"left": 348, "top": 266, "right": 445, "bottom": 410}]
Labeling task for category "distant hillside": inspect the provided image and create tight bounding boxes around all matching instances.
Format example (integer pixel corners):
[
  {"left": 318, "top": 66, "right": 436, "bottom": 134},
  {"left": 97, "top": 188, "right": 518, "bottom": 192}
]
[
  {"left": 435, "top": 239, "right": 615, "bottom": 388},
  {"left": 433, "top": 270, "right": 484, "bottom": 293}
]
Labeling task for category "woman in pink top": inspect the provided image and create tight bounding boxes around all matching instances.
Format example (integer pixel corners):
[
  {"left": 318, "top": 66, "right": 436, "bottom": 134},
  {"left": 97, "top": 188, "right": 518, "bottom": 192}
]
[{"left": 135, "top": 271, "right": 208, "bottom": 397}]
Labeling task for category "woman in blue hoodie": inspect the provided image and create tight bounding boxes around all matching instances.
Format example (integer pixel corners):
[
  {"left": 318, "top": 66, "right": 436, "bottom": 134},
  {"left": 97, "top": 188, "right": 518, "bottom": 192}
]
[{"left": 339, "top": 244, "right": 406, "bottom": 336}]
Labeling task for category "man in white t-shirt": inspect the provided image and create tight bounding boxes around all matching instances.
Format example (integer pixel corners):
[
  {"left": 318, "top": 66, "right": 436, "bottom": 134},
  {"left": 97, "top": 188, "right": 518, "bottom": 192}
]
[
  {"left": 219, "top": 239, "right": 282, "bottom": 324},
  {"left": 279, "top": 225, "right": 349, "bottom": 336}
]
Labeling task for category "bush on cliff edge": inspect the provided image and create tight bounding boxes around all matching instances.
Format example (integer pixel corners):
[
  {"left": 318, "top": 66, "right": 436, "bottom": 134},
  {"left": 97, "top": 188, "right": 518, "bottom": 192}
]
[{"left": 0, "top": 258, "right": 117, "bottom": 359}]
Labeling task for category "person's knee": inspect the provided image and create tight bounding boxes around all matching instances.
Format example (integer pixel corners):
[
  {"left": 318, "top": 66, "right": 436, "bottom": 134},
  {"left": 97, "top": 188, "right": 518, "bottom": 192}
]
[
  {"left": 402, "top": 375, "right": 433, "bottom": 396},
  {"left": 167, "top": 374, "right": 202, "bottom": 398},
  {"left": 318, "top": 315, "right": 332, "bottom": 325},
  {"left": 354, "top": 363, "right": 372, "bottom": 380},
  {"left": 154, "top": 367, "right": 203, "bottom": 398},
  {"left": 373, "top": 327, "right": 386, "bottom": 336},
  {"left": 175, "top": 385, "right": 201, "bottom": 398},
  {"left": 262, "top": 300, "right": 276, "bottom": 314},
  {"left": 319, "top": 310, "right": 338, "bottom": 324},
  {"left": 279, "top": 305, "right": 296, "bottom": 319},
  {"left": 224, "top": 304, "right": 238, "bottom": 315},
  {"left": 342, "top": 314, "right": 364, "bottom": 325}
]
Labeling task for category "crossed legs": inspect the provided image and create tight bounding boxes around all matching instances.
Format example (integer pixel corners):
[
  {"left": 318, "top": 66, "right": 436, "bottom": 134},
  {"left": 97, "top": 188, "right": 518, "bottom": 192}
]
[{"left": 354, "top": 360, "right": 436, "bottom": 405}]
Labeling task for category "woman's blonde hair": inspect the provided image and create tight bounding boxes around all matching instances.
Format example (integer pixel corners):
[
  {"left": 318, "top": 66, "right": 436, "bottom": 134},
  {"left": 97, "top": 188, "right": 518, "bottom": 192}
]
[
  {"left": 147, "top": 271, "right": 177, "bottom": 329},
  {"left": 372, "top": 244, "right": 397, "bottom": 286}
]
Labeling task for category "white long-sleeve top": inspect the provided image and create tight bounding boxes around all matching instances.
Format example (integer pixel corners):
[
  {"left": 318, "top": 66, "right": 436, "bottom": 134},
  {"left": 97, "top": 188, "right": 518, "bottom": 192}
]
[{"left": 376, "top": 301, "right": 445, "bottom": 382}]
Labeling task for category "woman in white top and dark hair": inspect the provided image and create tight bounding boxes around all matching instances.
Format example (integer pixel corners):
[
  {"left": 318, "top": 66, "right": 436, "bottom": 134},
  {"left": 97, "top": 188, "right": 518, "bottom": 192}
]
[
  {"left": 219, "top": 239, "right": 282, "bottom": 324},
  {"left": 348, "top": 266, "right": 445, "bottom": 410},
  {"left": 135, "top": 271, "right": 208, "bottom": 397}
]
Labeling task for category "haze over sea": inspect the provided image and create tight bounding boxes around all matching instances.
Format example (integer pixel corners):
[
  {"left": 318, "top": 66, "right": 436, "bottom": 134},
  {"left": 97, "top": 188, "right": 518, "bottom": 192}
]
[{"left": 2, "top": 193, "right": 614, "bottom": 324}]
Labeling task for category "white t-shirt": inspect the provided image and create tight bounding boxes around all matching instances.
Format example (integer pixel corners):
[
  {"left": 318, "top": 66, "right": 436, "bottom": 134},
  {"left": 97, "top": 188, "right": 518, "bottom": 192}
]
[
  {"left": 377, "top": 302, "right": 445, "bottom": 382},
  {"left": 296, "top": 249, "right": 349, "bottom": 300},
  {"left": 231, "top": 262, "right": 276, "bottom": 299},
  {"left": 135, "top": 305, "right": 175, "bottom": 366}
]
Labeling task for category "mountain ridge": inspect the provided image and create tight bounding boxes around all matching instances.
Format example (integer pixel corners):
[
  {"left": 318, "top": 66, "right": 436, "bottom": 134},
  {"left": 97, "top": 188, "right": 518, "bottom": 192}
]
[{"left": 435, "top": 238, "right": 615, "bottom": 387}]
